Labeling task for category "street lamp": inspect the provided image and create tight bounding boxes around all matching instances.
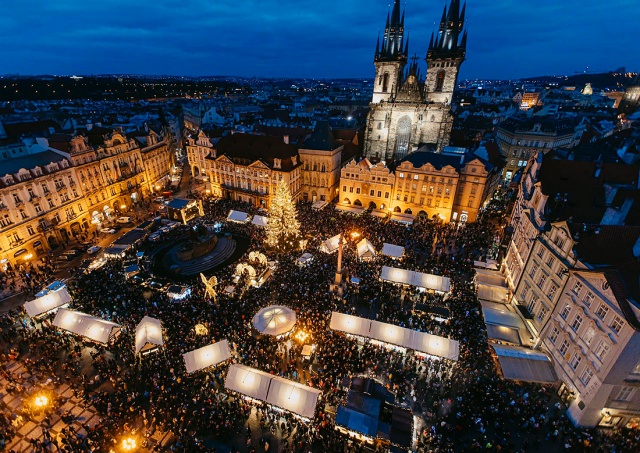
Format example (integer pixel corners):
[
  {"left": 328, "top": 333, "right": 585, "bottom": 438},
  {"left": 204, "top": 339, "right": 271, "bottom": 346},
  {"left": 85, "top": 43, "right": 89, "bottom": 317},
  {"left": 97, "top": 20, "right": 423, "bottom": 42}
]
[{"left": 121, "top": 437, "right": 137, "bottom": 451}]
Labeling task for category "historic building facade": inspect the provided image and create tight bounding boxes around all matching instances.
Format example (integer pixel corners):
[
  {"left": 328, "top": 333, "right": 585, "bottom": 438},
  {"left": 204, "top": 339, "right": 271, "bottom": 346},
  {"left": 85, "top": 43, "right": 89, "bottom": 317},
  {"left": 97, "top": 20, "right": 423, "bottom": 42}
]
[
  {"left": 204, "top": 134, "right": 302, "bottom": 208},
  {"left": 186, "top": 129, "right": 217, "bottom": 179},
  {"left": 0, "top": 150, "right": 88, "bottom": 267},
  {"left": 340, "top": 147, "right": 497, "bottom": 223},
  {"left": 363, "top": 0, "right": 467, "bottom": 162},
  {"left": 299, "top": 122, "right": 343, "bottom": 203}
]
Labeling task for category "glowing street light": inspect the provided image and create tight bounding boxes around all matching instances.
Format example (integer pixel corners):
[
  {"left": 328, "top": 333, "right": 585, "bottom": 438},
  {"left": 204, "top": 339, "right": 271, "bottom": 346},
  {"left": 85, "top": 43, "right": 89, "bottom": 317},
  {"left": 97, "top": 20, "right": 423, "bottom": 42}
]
[
  {"left": 121, "top": 437, "right": 137, "bottom": 451},
  {"left": 34, "top": 395, "right": 49, "bottom": 408}
]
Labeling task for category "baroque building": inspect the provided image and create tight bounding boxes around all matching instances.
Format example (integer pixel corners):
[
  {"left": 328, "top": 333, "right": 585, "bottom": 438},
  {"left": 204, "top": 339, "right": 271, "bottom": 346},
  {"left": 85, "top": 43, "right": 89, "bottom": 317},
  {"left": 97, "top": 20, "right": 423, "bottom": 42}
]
[
  {"left": 299, "top": 121, "right": 343, "bottom": 203},
  {"left": 364, "top": 0, "right": 467, "bottom": 162}
]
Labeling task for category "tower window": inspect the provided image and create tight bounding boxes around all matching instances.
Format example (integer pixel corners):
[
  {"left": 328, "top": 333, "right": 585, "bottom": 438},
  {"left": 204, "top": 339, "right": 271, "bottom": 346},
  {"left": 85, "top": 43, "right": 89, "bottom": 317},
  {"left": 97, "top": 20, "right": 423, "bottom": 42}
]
[
  {"left": 383, "top": 72, "right": 389, "bottom": 92},
  {"left": 435, "top": 71, "right": 446, "bottom": 92}
]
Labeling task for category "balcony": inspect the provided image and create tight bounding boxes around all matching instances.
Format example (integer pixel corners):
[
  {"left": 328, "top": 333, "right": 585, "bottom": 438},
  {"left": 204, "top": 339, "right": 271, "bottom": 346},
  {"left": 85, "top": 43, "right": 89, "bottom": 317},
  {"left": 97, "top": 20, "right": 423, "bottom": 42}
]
[
  {"left": 37, "top": 222, "right": 53, "bottom": 232},
  {"left": 9, "top": 238, "right": 25, "bottom": 248}
]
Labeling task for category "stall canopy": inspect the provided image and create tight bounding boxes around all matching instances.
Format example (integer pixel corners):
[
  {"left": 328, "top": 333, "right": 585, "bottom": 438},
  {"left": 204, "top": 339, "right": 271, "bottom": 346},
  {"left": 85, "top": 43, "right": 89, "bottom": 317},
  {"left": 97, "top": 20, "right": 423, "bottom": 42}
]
[
  {"left": 35, "top": 281, "right": 65, "bottom": 298},
  {"left": 330, "top": 312, "right": 372, "bottom": 338},
  {"left": 266, "top": 375, "right": 322, "bottom": 419},
  {"left": 492, "top": 344, "right": 558, "bottom": 384},
  {"left": 24, "top": 285, "right": 71, "bottom": 318},
  {"left": 356, "top": 238, "right": 376, "bottom": 261},
  {"left": 183, "top": 340, "right": 231, "bottom": 373},
  {"left": 312, "top": 201, "right": 327, "bottom": 211},
  {"left": 253, "top": 306, "right": 296, "bottom": 336},
  {"left": 474, "top": 260, "right": 499, "bottom": 270},
  {"left": 225, "top": 364, "right": 322, "bottom": 418},
  {"left": 225, "top": 364, "right": 273, "bottom": 402},
  {"left": 330, "top": 312, "right": 459, "bottom": 361},
  {"left": 381, "top": 266, "right": 451, "bottom": 293},
  {"left": 477, "top": 284, "right": 509, "bottom": 304},
  {"left": 381, "top": 243, "right": 405, "bottom": 259},
  {"left": 390, "top": 213, "right": 414, "bottom": 225},
  {"left": 475, "top": 269, "right": 508, "bottom": 287},
  {"left": 227, "top": 210, "right": 250, "bottom": 223},
  {"left": 53, "top": 309, "right": 121, "bottom": 344},
  {"left": 482, "top": 304, "right": 527, "bottom": 345},
  {"left": 252, "top": 215, "right": 268, "bottom": 227},
  {"left": 297, "top": 253, "right": 313, "bottom": 266},
  {"left": 335, "top": 204, "right": 364, "bottom": 215},
  {"left": 320, "top": 234, "right": 344, "bottom": 254},
  {"left": 135, "top": 316, "right": 164, "bottom": 354}
]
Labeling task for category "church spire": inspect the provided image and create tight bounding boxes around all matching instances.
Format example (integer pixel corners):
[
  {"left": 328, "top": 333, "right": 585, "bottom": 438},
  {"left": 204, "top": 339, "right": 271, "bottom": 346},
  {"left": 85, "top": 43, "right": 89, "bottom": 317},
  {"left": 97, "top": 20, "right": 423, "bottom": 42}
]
[
  {"left": 430, "top": 0, "right": 467, "bottom": 58},
  {"left": 376, "top": 0, "right": 407, "bottom": 62}
]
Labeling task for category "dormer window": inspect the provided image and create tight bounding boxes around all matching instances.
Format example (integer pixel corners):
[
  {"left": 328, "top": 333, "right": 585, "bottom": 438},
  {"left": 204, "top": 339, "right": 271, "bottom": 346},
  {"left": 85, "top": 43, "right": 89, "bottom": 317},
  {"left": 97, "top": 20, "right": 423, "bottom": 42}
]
[
  {"left": 274, "top": 158, "right": 281, "bottom": 169},
  {"left": 292, "top": 156, "right": 298, "bottom": 166}
]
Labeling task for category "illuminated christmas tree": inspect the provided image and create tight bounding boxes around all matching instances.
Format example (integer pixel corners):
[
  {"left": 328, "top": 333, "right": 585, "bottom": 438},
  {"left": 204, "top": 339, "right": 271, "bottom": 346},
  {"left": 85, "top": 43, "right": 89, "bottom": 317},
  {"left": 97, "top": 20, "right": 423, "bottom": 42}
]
[{"left": 265, "top": 179, "right": 300, "bottom": 251}]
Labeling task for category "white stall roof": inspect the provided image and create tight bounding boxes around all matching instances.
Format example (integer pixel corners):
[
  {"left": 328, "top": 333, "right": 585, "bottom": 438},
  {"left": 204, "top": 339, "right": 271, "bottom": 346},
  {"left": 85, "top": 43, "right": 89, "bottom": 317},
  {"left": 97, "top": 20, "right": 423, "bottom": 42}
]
[
  {"left": 474, "top": 260, "right": 499, "bottom": 270},
  {"left": 297, "top": 253, "right": 313, "bottom": 265},
  {"left": 381, "top": 243, "right": 405, "bottom": 259},
  {"left": 477, "top": 284, "right": 509, "bottom": 304},
  {"left": 53, "top": 309, "right": 120, "bottom": 344},
  {"left": 330, "top": 312, "right": 458, "bottom": 361},
  {"left": 225, "top": 364, "right": 272, "bottom": 401},
  {"left": 252, "top": 215, "right": 268, "bottom": 227},
  {"left": 329, "top": 312, "right": 371, "bottom": 337},
  {"left": 356, "top": 238, "right": 376, "bottom": 260},
  {"left": 320, "top": 234, "right": 344, "bottom": 254},
  {"left": 253, "top": 306, "right": 296, "bottom": 336},
  {"left": 381, "top": 266, "right": 451, "bottom": 293},
  {"left": 492, "top": 344, "right": 558, "bottom": 384},
  {"left": 266, "top": 375, "right": 322, "bottom": 419},
  {"left": 35, "top": 280, "right": 65, "bottom": 298},
  {"left": 24, "top": 286, "right": 71, "bottom": 318},
  {"left": 475, "top": 269, "right": 507, "bottom": 287},
  {"left": 227, "top": 210, "right": 250, "bottom": 223},
  {"left": 183, "top": 340, "right": 231, "bottom": 373},
  {"left": 312, "top": 201, "right": 327, "bottom": 211},
  {"left": 335, "top": 205, "right": 364, "bottom": 215},
  {"left": 370, "top": 320, "right": 413, "bottom": 348},
  {"left": 135, "top": 316, "right": 164, "bottom": 354},
  {"left": 482, "top": 306, "right": 525, "bottom": 329},
  {"left": 370, "top": 210, "right": 389, "bottom": 219}
]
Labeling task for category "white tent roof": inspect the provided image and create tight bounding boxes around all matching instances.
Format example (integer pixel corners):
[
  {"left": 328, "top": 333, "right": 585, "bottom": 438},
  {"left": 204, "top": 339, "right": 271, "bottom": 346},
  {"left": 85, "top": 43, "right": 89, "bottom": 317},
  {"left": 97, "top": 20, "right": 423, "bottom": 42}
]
[
  {"left": 320, "top": 234, "right": 343, "bottom": 254},
  {"left": 225, "top": 364, "right": 321, "bottom": 418},
  {"left": 474, "top": 260, "right": 499, "bottom": 270},
  {"left": 370, "top": 210, "right": 389, "bottom": 219},
  {"left": 225, "top": 364, "right": 272, "bottom": 401},
  {"left": 370, "top": 320, "right": 413, "bottom": 347},
  {"left": 475, "top": 269, "right": 507, "bottom": 287},
  {"left": 297, "top": 253, "right": 313, "bottom": 265},
  {"left": 252, "top": 215, "right": 268, "bottom": 227},
  {"left": 266, "top": 375, "right": 322, "bottom": 419},
  {"left": 24, "top": 286, "right": 71, "bottom": 318},
  {"left": 477, "top": 284, "right": 509, "bottom": 303},
  {"left": 53, "top": 309, "right": 121, "bottom": 344},
  {"left": 482, "top": 306, "right": 525, "bottom": 329},
  {"left": 381, "top": 243, "right": 405, "bottom": 259},
  {"left": 329, "top": 312, "right": 371, "bottom": 337},
  {"left": 492, "top": 344, "right": 558, "bottom": 384},
  {"left": 227, "top": 210, "right": 250, "bottom": 223},
  {"left": 335, "top": 204, "right": 364, "bottom": 215},
  {"left": 35, "top": 280, "right": 65, "bottom": 298},
  {"left": 183, "top": 340, "right": 231, "bottom": 373},
  {"left": 410, "top": 331, "right": 460, "bottom": 361},
  {"left": 356, "top": 238, "right": 376, "bottom": 260},
  {"left": 135, "top": 316, "right": 164, "bottom": 354},
  {"left": 312, "top": 201, "right": 327, "bottom": 211},
  {"left": 253, "top": 306, "right": 296, "bottom": 336},
  {"left": 381, "top": 266, "right": 451, "bottom": 292}
]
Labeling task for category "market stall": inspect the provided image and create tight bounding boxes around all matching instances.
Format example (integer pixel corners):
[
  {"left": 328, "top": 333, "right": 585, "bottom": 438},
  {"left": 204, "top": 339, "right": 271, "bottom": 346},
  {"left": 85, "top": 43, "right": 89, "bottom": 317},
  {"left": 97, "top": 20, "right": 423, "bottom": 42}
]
[
  {"left": 381, "top": 266, "right": 451, "bottom": 293},
  {"left": 227, "top": 210, "right": 250, "bottom": 223},
  {"left": 253, "top": 306, "right": 296, "bottom": 336},
  {"left": 24, "top": 285, "right": 71, "bottom": 318},
  {"left": 356, "top": 238, "right": 376, "bottom": 261},
  {"left": 183, "top": 340, "right": 231, "bottom": 374},
  {"left": 381, "top": 243, "right": 405, "bottom": 259},
  {"left": 53, "top": 309, "right": 121, "bottom": 344},
  {"left": 135, "top": 316, "right": 164, "bottom": 355}
]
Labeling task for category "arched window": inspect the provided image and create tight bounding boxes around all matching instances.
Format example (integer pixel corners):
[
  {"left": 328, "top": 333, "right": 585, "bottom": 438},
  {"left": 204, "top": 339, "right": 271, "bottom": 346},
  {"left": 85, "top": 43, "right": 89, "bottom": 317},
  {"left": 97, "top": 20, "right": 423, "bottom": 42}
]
[
  {"left": 382, "top": 72, "right": 390, "bottom": 92},
  {"left": 435, "top": 71, "right": 446, "bottom": 92},
  {"left": 395, "top": 116, "right": 412, "bottom": 159}
]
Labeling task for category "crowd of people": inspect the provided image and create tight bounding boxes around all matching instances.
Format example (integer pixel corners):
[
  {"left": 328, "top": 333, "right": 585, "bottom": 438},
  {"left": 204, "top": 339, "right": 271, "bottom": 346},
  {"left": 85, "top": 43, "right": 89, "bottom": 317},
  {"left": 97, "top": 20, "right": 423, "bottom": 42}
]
[{"left": 1, "top": 195, "right": 639, "bottom": 452}]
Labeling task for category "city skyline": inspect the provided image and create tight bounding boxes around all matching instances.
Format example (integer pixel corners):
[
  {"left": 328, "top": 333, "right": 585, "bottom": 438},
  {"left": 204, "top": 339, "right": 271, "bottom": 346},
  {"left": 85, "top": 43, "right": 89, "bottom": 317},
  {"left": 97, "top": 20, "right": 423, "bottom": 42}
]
[{"left": 1, "top": 0, "right": 639, "bottom": 80}]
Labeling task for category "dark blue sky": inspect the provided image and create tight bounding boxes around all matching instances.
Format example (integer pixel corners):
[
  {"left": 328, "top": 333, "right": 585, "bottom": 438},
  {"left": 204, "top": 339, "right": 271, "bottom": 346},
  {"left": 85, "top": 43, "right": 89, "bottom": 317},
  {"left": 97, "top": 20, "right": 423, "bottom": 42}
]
[{"left": 1, "top": 0, "right": 638, "bottom": 80}]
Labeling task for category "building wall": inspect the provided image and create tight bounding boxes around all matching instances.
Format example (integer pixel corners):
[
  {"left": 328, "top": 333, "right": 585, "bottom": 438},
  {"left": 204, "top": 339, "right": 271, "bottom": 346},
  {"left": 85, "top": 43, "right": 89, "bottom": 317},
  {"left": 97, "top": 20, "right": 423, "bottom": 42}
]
[
  {"left": 542, "top": 270, "right": 640, "bottom": 427},
  {"left": 339, "top": 160, "right": 395, "bottom": 211},
  {"left": 299, "top": 145, "right": 343, "bottom": 203},
  {"left": 425, "top": 57, "right": 463, "bottom": 105},
  {"left": 186, "top": 132, "right": 215, "bottom": 178}
]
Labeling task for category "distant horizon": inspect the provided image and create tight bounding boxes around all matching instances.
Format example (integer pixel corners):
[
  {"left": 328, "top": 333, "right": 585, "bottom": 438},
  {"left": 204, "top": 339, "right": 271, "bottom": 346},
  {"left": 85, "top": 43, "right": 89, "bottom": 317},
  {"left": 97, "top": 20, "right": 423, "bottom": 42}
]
[{"left": 1, "top": 1, "right": 638, "bottom": 80}]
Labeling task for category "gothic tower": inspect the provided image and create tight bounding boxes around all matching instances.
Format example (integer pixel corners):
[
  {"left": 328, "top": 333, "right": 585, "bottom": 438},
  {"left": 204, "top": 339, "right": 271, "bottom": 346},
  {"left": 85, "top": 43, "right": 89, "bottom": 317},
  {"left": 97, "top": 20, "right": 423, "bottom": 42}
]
[
  {"left": 425, "top": 0, "right": 467, "bottom": 104},
  {"left": 372, "top": 0, "right": 408, "bottom": 104}
]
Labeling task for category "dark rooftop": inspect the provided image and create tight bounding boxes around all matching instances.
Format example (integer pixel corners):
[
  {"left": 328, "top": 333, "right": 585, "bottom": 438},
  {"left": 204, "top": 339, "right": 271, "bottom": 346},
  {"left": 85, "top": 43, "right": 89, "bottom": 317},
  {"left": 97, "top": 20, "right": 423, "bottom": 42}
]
[
  {"left": 301, "top": 121, "right": 339, "bottom": 151},
  {"left": 400, "top": 149, "right": 494, "bottom": 173},
  {"left": 0, "top": 150, "right": 68, "bottom": 176}
]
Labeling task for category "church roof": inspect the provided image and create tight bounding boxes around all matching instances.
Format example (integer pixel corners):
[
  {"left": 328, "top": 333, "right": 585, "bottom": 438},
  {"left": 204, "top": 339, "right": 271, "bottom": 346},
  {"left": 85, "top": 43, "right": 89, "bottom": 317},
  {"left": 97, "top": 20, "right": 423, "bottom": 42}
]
[{"left": 301, "top": 121, "right": 340, "bottom": 151}]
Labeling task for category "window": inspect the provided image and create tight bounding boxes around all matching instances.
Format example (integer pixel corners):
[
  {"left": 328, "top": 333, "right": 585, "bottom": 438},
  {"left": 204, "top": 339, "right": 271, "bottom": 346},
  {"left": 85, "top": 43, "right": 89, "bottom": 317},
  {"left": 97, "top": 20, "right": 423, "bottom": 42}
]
[
  {"left": 594, "top": 340, "right": 610, "bottom": 361},
  {"left": 584, "top": 327, "right": 595, "bottom": 345},
  {"left": 572, "top": 281, "right": 583, "bottom": 295},
  {"left": 583, "top": 291, "right": 595, "bottom": 307},
  {"left": 529, "top": 264, "right": 539, "bottom": 278},
  {"left": 547, "top": 285, "right": 557, "bottom": 300},
  {"left": 580, "top": 367, "right": 594, "bottom": 386},
  {"left": 615, "top": 386, "right": 635, "bottom": 402},
  {"left": 343, "top": 186, "right": 347, "bottom": 192},
  {"left": 521, "top": 284, "right": 530, "bottom": 300},
  {"left": 569, "top": 353, "right": 582, "bottom": 370},
  {"left": 537, "top": 274, "right": 547, "bottom": 288},
  {"left": 546, "top": 255, "right": 555, "bottom": 268},
  {"left": 559, "top": 338, "right": 570, "bottom": 355},
  {"left": 549, "top": 327, "right": 560, "bottom": 344},
  {"left": 560, "top": 304, "right": 571, "bottom": 320},
  {"left": 399, "top": 173, "right": 404, "bottom": 178},
  {"left": 34, "top": 204, "right": 42, "bottom": 213},
  {"left": 27, "top": 225, "right": 35, "bottom": 236},
  {"left": 384, "top": 192, "right": 389, "bottom": 199},
  {"left": 349, "top": 187, "right": 354, "bottom": 193},
  {"left": 610, "top": 316, "right": 624, "bottom": 334},
  {"left": 527, "top": 296, "right": 537, "bottom": 314},
  {"left": 413, "top": 174, "right": 419, "bottom": 180},
  {"left": 537, "top": 306, "right": 548, "bottom": 322},
  {"left": 356, "top": 188, "right": 360, "bottom": 194},
  {"left": 595, "top": 303, "right": 609, "bottom": 320},
  {"left": 570, "top": 314, "right": 583, "bottom": 332}
]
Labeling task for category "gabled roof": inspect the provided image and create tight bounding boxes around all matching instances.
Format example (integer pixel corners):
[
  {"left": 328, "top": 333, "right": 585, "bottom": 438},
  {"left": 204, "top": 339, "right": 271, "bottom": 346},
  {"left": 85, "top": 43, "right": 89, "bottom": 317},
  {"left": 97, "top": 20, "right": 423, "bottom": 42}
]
[
  {"left": 0, "top": 150, "right": 68, "bottom": 177},
  {"left": 399, "top": 149, "right": 494, "bottom": 173},
  {"left": 215, "top": 133, "right": 301, "bottom": 172},
  {"left": 569, "top": 224, "right": 640, "bottom": 265},
  {"left": 301, "top": 120, "right": 339, "bottom": 151}
]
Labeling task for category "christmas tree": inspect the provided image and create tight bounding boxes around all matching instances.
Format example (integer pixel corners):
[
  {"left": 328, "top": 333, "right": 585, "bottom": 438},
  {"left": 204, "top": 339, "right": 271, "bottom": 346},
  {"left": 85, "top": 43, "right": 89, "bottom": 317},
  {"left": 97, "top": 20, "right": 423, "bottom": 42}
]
[{"left": 265, "top": 179, "right": 301, "bottom": 251}]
